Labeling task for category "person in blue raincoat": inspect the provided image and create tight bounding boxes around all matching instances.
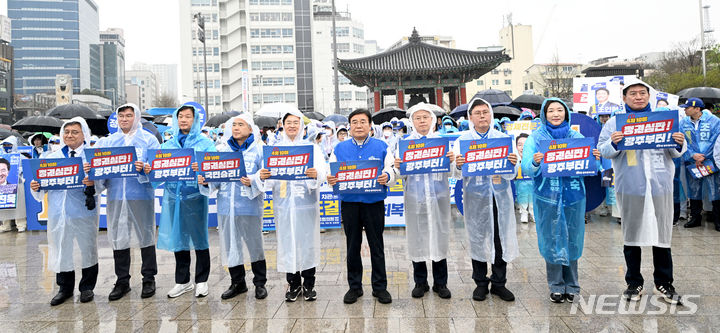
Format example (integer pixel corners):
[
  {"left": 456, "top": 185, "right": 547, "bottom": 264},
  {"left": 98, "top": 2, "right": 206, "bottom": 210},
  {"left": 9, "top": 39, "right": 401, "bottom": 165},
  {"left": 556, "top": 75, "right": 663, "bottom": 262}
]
[
  {"left": 259, "top": 106, "right": 327, "bottom": 302},
  {"left": 438, "top": 116, "right": 458, "bottom": 134},
  {"left": 29, "top": 133, "right": 48, "bottom": 159},
  {"left": 452, "top": 97, "right": 519, "bottom": 303},
  {"left": 521, "top": 98, "right": 600, "bottom": 303},
  {"left": 680, "top": 98, "right": 720, "bottom": 230},
  {"left": 30, "top": 117, "right": 99, "bottom": 306},
  {"left": 198, "top": 114, "right": 268, "bottom": 300},
  {"left": 90, "top": 103, "right": 160, "bottom": 301},
  {"left": 514, "top": 133, "right": 534, "bottom": 223},
  {"left": 144, "top": 105, "right": 216, "bottom": 299}
]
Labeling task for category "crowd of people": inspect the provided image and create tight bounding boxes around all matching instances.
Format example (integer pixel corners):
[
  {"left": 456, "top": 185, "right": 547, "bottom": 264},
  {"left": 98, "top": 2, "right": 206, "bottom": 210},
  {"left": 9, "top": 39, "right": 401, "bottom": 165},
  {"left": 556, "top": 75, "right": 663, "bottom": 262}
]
[{"left": 3, "top": 78, "right": 716, "bottom": 308}]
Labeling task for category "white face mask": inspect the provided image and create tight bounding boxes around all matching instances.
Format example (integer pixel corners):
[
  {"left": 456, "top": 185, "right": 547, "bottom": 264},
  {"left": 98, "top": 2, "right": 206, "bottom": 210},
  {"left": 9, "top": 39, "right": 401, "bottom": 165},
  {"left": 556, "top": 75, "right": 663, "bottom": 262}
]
[
  {"left": 445, "top": 124, "right": 452, "bottom": 129},
  {"left": 383, "top": 130, "right": 392, "bottom": 138},
  {"left": 325, "top": 129, "right": 333, "bottom": 135}
]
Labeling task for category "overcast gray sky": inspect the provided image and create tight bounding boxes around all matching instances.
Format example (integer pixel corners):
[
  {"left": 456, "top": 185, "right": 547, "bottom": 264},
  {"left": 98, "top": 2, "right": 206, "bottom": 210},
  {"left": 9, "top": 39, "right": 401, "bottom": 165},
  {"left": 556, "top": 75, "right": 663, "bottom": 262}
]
[{"left": 3, "top": 0, "right": 719, "bottom": 68}]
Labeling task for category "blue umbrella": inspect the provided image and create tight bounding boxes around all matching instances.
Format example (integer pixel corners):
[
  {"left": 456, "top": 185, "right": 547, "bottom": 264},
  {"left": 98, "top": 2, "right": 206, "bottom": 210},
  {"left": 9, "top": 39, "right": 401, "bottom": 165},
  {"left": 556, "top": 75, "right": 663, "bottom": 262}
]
[
  {"left": 323, "top": 114, "right": 348, "bottom": 124},
  {"left": 449, "top": 104, "right": 468, "bottom": 120}
]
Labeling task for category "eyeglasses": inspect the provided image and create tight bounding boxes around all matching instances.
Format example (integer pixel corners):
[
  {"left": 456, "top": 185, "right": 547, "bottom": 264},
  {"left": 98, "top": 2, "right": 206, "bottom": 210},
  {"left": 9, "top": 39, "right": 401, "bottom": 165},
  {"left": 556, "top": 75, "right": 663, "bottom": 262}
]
[{"left": 350, "top": 119, "right": 369, "bottom": 126}]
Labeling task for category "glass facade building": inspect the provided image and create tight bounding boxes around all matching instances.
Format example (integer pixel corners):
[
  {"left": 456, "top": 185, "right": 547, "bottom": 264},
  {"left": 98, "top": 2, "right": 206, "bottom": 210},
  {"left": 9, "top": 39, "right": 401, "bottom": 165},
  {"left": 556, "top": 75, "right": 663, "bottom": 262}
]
[{"left": 9, "top": 0, "right": 99, "bottom": 94}]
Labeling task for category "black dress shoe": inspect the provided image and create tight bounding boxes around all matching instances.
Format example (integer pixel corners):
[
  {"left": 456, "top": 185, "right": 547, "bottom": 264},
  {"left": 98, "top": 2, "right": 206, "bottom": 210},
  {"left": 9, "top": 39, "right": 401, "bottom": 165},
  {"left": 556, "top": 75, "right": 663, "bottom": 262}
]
[
  {"left": 472, "top": 285, "right": 489, "bottom": 301},
  {"left": 372, "top": 289, "right": 392, "bottom": 304},
  {"left": 684, "top": 220, "right": 701, "bottom": 228},
  {"left": 108, "top": 283, "right": 131, "bottom": 301},
  {"left": 79, "top": 290, "right": 94, "bottom": 303},
  {"left": 221, "top": 283, "right": 248, "bottom": 300},
  {"left": 255, "top": 286, "right": 268, "bottom": 299},
  {"left": 50, "top": 291, "right": 73, "bottom": 306},
  {"left": 432, "top": 285, "right": 451, "bottom": 299},
  {"left": 490, "top": 286, "right": 515, "bottom": 302},
  {"left": 141, "top": 281, "right": 156, "bottom": 298},
  {"left": 411, "top": 283, "right": 429, "bottom": 298},
  {"left": 343, "top": 288, "right": 363, "bottom": 304}
]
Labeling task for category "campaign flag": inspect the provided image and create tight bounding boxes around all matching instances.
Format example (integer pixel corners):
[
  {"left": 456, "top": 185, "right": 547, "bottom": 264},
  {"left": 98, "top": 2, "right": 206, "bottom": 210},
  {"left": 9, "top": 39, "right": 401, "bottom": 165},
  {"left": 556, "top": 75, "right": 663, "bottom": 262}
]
[
  {"left": 196, "top": 151, "right": 246, "bottom": 182},
  {"left": 85, "top": 146, "right": 137, "bottom": 180},
  {"left": 539, "top": 137, "right": 597, "bottom": 177},
  {"left": 25, "top": 157, "right": 85, "bottom": 190},
  {"left": 0, "top": 153, "right": 21, "bottom": 209},
  {"left": 616, "top": 112, "right": 679, "bottom": 150},
  {"left": 459, "top": 137, "right": 515, "bottom": 176},
  {"left": 398, "top": 137, "right": 450, "bottom": 175},
  {"left": 330, "top": 160, "right": 384, "bottom": 194},
  {"left": 687, "top": 160, "right": 717, "bottom": 179},
  {"left": 147, "top": 148, "right": 195, "bottom": 182},
  {"left": 263, "top": 145, "right": 313, "bottom": 180}
]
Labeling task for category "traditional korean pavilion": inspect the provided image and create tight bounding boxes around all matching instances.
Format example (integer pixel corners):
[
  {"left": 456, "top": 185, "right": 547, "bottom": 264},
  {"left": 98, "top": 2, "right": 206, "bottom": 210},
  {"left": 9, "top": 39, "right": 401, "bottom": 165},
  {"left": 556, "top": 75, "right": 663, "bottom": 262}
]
[{"left": 337, "top": 28, "right": 511, "bottom": 112}]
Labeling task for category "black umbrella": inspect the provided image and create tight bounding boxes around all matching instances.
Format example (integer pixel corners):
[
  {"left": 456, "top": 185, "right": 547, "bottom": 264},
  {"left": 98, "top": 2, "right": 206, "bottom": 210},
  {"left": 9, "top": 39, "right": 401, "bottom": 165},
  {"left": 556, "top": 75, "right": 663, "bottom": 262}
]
[
  {"left": 205, "top": 114, "right": 232, "bottom": 128},
  {"left": 47, "top": 104, "right": 108, "bottom": 135},
  {"left": 140, "top": 119, "right": 163, "bottom": 143},
  {"left": 153, "top": 115, "right": 172, "bottom": 125},
  {"left": 372, "top": 107, "right": 406, "bottom": 125},
  {"left": 471, "top": 89, "right": 513, "bottom": 106},
  {"left": 0, "top": 128, "right": 25, "bottom": 141},
  {"left": 12, "top": 116, "right": 64, "bottom": 133},
  {"left": 449, "top": 104, "right": 469, "bottom": 120},
  {"left": 511, "top": 94, "right": 544, "bottom": 110},
  {"left": 493, "top": 105, "right": 522, "bottom": 120},
  {"left": 303, "top": 111, "right": 325, "bottom": 121},
  {"left": 677, "top": 87, "right": 720, "bottom": 105},
  {"left": 254, "top": 116, "right": 279, "bottom": 129}
]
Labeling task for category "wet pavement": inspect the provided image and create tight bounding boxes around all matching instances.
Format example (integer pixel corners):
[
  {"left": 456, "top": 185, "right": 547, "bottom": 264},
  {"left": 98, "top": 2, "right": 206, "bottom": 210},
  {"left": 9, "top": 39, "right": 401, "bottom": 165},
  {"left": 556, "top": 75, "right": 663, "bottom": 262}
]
[{"left": 1, "top": 211, "right": 719, "bottom": 332}]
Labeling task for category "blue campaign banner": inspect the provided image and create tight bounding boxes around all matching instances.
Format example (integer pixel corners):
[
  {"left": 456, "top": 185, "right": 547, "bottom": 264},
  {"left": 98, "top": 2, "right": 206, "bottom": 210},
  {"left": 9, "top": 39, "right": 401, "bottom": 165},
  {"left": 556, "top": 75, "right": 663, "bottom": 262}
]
[
  {"left": 147, "top": 148, "right": 195, "bottom": 182},
  {"left": 687, "top": 160, "right": 717, "bottom": 179},
  {"left": 330, "top": 159, "right": 384, "bottom": 194},
  {"left": 398, "top": 137, "right": 450, "bottom": 175},
  {"left": 85, "top": 146, "right": 137, "bottom": 180},
  {"left": 0, "top": 153, "right": 21, "bottom": 209},
  {"left": 16, "top": 146, "right": 32, "bottom": 158},
  {"left": 263, "top": 145, "right": 313, "bottom": 180},
  {"left": 459, "top": 137, "right": 514, "bottom": 176},
  {"left": 196, "top": 151, "right": 246, "bottom": 182},
  {"left": 539, "top": 137, "right": 597, "bottom": 177},
  {"left": 25, "top": 157, "right": 85, "bottom": 190},
  {"left": 261, "top": 187, "right": 342, "bottom": 231},
  {"left": 616, "top": 112, "right": 679, "bottom": 150}
]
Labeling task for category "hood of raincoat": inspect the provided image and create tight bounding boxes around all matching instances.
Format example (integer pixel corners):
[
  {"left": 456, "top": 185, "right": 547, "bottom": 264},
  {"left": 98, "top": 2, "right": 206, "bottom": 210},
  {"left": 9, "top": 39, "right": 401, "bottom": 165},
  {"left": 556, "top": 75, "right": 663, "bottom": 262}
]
[
  {"left": 538, "top": 98, "right": 572, "bottom": 139},
  {"left": 114, "top": 103, "right": 143, "bottom": 137},
  {"left": 278, "top": 107, "right": 309, "bottom": 144},
  {"left": 29, "top": 133, "right": 48, "bottom": 146},
  {"left": 169, "top": 104, "right": 206, "bottom": 147},
  {"left": 222, "top": 113, "right": 261, "bottom": 150},
  {"left": 1, "top": 136, "right": 18, "bottom": 153},
  {"left": 407, "top": 102, "right": 439, "bottom": 136},
  {"left": 519, "top": 110, "right": 534, "bottom": 120},
  {"left": 59, "top": 117, "right": 92, "bottom": 148},
  {"left": 465, "top": 97, "right": 494, "bottom": 133}
]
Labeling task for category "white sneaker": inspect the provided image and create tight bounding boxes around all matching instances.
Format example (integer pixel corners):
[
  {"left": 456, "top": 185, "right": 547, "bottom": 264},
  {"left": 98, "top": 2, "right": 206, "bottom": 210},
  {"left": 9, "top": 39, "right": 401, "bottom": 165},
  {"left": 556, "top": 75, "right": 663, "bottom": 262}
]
[
  {"left": 167, "top": 282, "right": 194, "bottom": 298},
  {"left": 520, "top": 211, "right": 528, "bottom": 223},
  {"left": 17, "top": 227, "right": 25, "bottom": 233},
  {"left": 195, "top": 282, "right": 209, "bottom": 297}
]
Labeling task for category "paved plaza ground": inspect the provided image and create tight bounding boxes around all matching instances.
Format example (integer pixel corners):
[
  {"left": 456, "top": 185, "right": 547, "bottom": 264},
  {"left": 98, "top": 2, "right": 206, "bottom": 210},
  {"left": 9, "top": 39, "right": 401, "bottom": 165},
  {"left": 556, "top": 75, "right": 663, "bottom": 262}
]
[{"left": 1, "top": 212, "right": 720, "bottom": 332}]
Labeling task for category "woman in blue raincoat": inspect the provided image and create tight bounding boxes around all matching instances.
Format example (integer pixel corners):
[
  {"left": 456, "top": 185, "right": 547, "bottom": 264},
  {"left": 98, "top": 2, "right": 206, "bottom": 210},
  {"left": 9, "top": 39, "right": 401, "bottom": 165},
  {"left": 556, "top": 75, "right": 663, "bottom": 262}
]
[
  {"left": 92, "top": 103, "right": 160, "bottom": 300},
  {"left": 30, "top": 117, "right": 99, "bottom": 306},
  {"left": 199, "top": 114, "right": 268, "bottom": 300},
  {"left": 513, "top": 133, "right": 534, "bottom": 223},
  {"left": 521, "top": 98, "right": 600, "bottom": 303},
  {"left": 145, "top": 105, "right": 216, "bottom": 299}
]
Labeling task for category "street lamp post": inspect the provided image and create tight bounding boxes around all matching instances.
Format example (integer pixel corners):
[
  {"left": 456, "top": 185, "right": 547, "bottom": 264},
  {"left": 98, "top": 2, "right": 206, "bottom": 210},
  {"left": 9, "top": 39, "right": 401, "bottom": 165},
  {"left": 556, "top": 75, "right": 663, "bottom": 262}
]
[
  {"left": 255, "top": 74, "right": 263, "bottom": 109},
  {"left": 194, "top": 13, "right": 210, "bottom": 110}
]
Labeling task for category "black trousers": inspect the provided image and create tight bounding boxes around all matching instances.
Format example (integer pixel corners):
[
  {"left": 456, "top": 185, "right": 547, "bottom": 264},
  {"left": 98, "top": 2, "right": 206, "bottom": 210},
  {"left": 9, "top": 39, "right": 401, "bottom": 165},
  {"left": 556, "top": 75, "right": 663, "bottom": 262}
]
[
  {"left": 56, "top": 263, "right": 98, "bottom": 293},
  {"left": 113, "top": 246, "right": 158, "bottom": 285},
  {"left": 229, "top": 260, "right": 267, "bottom": 286},
  {"left": 413, "top": 259, "right": 448, "bottom": 286},
  {"left": 174, "top": 249, "right": 210, "bottom": 284},
  {"left": 286, "top": 267, "right": 316, "bottom": 289},
  {"left": 472, "top": 198, "right": 507, "bottom": 288},
  {"left": 623, "top": 245, "right": 673, "bottom": 288},
  {"left": 341, "top": 201, "right": 388, "bottom": 291}
]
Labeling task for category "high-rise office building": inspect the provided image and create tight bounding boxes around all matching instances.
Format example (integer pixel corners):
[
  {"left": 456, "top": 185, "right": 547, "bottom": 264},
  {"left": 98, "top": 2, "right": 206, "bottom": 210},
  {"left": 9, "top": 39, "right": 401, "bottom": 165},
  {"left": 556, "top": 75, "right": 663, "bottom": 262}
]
[
  {"left": 9, "top": 0, "right": 100, "bottom": 94},
  {"left": 132, "top": 63, "right": 179, "bottom": 102},
  {"left": 90, "top": 28, "right": 126, "bottom": 107}
]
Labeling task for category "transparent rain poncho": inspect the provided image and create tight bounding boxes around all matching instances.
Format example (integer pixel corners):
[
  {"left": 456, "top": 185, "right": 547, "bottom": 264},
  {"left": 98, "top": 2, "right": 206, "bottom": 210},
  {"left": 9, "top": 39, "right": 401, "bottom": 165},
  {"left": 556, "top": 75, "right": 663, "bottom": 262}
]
[
  {"left": 94, "top": 103, "right": 160, "bottom": 250},
  {"left": 681, "top": 110, "right": 720, "bottom": 201}
]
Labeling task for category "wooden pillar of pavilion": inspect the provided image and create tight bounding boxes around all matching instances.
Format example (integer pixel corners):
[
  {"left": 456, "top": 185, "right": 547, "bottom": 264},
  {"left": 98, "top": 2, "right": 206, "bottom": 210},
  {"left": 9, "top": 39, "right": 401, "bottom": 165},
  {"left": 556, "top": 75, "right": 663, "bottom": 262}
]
[
  {"left": 373, "top": 89, "right": 381, "bottom": 112},
  {"left": 435, "top": 87, "right": 443, "bottom": 108},
  {"left": 396, "top": 89, "right": 405, "bottom": 109},
  {"left": 460, "top": 84, "right": 467, "bottom": 104}
]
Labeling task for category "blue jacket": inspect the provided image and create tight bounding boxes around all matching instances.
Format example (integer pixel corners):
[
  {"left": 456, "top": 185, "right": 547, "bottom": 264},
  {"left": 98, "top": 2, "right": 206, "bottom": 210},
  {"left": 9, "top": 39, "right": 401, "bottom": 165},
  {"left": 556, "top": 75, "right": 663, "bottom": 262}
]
[
  {"left": 332, "top": 136, "right": 392, "bottom": 203},
  {"left": 681, "top": 110, "right": 720, "bottom": 164}
]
